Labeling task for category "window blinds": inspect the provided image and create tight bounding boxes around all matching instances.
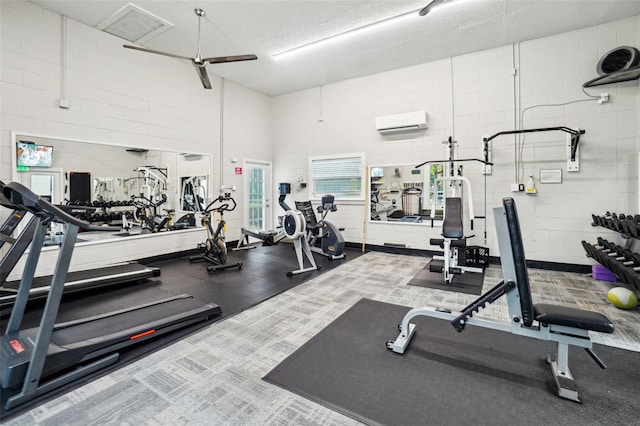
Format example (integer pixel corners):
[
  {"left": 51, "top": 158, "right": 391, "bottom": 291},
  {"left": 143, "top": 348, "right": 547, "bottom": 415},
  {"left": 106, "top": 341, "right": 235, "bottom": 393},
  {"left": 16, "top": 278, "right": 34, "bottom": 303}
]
[{"left": 311, "top": 156, "right": 362, "bottom": 198}]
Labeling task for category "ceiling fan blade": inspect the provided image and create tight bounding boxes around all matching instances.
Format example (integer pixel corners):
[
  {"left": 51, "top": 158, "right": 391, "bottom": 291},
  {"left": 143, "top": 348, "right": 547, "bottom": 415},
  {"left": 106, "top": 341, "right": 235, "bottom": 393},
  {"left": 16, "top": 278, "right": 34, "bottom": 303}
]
[
  {"left": 419, "top": 0, "right": 446, "bottom": 16},
  {"left": 204, "top": 54, "right": 258, "bottom": 64},
  {"left": 194, "top": 64, "right": 212, "bottom": 89},
  {"left": 123, "top": 44, "right": 194, "bottom": 61}
]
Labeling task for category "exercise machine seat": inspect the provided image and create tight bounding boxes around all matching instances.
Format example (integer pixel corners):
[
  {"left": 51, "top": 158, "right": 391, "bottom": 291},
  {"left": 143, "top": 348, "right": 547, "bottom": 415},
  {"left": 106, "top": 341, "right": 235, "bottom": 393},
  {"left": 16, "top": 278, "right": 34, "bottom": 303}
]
[
  {"left": 442, "top": 198, "right": 463, "bottom": 239},
  {"left": 295, "top": 201, "right": 321, "bottom": 230},
  {"left": 533, "top": 304, "right": 614, "bottom": 333}
]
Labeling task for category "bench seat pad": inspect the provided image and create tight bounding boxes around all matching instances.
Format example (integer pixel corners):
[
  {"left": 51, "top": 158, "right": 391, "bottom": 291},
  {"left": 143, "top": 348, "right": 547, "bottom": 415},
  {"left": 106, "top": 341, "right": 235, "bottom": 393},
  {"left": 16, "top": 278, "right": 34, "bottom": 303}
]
[{"left": 534, "top": 303, "right": 614, "bottom": 333}]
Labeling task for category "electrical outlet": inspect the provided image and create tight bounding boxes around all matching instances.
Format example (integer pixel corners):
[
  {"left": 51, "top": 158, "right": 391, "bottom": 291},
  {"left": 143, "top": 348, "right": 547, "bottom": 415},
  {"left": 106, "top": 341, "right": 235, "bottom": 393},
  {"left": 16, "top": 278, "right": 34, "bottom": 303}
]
[
  {"left": 511, "top": 183, "right": 520, "bottom": 192},
  {"left": 598, "top": 93, "right": 609, "bottom": 104}
]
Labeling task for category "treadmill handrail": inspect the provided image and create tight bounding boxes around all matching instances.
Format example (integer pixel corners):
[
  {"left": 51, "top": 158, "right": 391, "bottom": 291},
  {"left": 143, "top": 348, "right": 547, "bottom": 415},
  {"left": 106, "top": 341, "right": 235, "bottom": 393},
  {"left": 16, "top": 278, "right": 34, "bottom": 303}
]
[{"left": 1, "top": 181, "right": 119, "bottom": 232}]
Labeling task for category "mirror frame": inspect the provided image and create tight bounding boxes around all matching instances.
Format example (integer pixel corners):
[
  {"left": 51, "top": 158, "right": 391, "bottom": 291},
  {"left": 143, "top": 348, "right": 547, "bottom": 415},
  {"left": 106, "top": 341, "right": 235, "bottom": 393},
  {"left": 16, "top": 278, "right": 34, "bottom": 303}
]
[
  {"left": 10, "top": 130, "right": 214, "bottom": 238},
  {"left": 368, "top": 162, "right": 445, "bottom": 225}
]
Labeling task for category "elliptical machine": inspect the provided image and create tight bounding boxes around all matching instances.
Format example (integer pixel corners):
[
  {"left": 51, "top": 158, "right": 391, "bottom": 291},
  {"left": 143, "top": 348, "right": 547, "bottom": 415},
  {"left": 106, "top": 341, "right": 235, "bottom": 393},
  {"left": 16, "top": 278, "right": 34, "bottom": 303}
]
[
  {"left": 295, "top": 194, "right": 345, "bottom": 260},
  {"left": 278, "top": 183, "right": 319, "bottom": 276},
  {"left": 189, "top": 194, "right": 242, "bottom": 273}
]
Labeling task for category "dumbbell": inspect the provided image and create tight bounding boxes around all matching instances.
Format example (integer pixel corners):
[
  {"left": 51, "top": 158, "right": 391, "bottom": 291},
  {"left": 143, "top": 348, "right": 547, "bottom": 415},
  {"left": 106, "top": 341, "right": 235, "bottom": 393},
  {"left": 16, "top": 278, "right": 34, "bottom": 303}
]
[
  {"left": 591, "top": 238, "right": 619, "bottom": 265},
  {"left": 617, "top": 266, "right": 640, "bottom": 291},
  {"left": 596, "top": 237, "right": 612, "bottom": 249},
  {"left": 591, "top": 214, "right": 604, "bottom": 226},
  {"left": 591, "top": 214, "right": 602, "bottom": 227},
  {"left": 581, "top": 240, "right": 595, "bottom": 258},
  {"left": 626, "top": 216, "right": 639, "bottom": 238},
  {"left": 620, "top": 249, "right": 640, "bottom": 268}
]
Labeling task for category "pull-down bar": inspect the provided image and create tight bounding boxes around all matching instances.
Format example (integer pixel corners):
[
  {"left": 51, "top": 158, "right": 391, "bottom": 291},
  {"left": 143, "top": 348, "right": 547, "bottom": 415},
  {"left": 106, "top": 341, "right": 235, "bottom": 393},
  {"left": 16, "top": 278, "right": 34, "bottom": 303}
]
[
  {"left": 414, "top": 158, "right": 493, "bottom": 169},
  {"left": 483, "top": 127, "right": 585, "bottom": 163}
]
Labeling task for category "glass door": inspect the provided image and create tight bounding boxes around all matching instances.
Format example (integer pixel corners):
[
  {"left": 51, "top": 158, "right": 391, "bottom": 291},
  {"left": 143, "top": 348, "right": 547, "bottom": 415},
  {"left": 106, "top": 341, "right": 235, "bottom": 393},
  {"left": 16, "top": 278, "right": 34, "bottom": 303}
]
[
  {"left": 16, "top": 168, "right": 65, "bottom": 242},
  {"left": 244, "top": 160, "right": 272, "bottom": 232},
  {"left": 17, "top": 168, "right": 64, "bottom": 205}
]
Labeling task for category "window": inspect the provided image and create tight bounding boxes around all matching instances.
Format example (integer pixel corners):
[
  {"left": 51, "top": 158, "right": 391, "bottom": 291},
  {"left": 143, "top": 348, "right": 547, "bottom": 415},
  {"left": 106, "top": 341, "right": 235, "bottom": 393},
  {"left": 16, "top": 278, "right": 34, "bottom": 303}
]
[
  {"left": 429, "top": 163, "right": 445, "bottom": 207},
  {"left": 248, "top": 167, "right": 265, "bottom": 231},
  {"left": 309, "top": 154, "right": 365, "bottom": 199}
]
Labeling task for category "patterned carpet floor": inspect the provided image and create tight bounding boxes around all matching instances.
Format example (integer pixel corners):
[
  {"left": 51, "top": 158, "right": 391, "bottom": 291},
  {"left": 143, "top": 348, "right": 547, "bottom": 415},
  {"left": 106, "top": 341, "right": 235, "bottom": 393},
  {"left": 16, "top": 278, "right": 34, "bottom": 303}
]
[{"left": 5, "top": 252, "right": 639, "bottom": 425}]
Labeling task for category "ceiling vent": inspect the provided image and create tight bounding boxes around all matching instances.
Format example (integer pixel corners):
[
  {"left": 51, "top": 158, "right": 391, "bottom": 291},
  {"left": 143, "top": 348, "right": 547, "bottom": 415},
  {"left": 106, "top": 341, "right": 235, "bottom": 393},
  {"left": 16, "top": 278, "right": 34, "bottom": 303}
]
[
  {"left": 180, "top": 153, "right": 204, "bottom": 161},
  {"left": 96, "top": 3, "right": 174, "bottom": 44}
]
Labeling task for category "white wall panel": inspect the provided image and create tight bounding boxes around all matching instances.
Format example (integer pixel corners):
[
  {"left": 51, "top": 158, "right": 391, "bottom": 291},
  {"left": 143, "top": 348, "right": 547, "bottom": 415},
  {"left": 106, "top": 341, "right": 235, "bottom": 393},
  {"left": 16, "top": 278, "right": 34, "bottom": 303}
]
[
  {"left": 1, "top": 1, "right": 271, "bottom": 266},
  {"left": 272, "top": 16, "right": 639, "bottom": 265}
]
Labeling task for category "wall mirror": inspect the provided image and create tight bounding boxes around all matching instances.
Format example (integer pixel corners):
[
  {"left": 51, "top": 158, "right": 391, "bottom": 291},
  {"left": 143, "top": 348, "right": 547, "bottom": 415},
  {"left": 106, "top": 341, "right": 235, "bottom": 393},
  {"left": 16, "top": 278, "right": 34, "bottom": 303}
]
[
  {"left": 369, "top": 163, "right": 445, "bottom": 224},
  {"left": 11, "top": 132, "right": 212, "bottom": 242}
]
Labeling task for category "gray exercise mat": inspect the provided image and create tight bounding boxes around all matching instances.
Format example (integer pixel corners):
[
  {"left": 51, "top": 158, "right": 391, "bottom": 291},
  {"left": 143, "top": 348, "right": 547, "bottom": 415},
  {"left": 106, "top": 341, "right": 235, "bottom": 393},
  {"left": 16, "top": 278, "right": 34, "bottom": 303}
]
[
  {"left": 263, "top": 298, "right": 637, "bottom": 426},
  {"left": 407, "top": 258, "right": 485, "bottom": 295}
]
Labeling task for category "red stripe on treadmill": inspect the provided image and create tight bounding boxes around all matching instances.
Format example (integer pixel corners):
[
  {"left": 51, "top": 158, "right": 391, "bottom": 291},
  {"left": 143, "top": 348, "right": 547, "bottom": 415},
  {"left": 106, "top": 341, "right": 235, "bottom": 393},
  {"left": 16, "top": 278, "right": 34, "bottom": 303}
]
[{"left": 130, "top": 329, "right": 156, "bottom": 340}]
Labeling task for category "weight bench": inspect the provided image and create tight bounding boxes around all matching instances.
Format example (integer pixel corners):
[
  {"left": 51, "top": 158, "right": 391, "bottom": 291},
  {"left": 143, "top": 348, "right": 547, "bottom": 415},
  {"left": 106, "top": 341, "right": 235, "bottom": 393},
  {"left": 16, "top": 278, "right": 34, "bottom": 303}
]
[{"left": 388, "top": 197, "right": 614, "bottom": 402}]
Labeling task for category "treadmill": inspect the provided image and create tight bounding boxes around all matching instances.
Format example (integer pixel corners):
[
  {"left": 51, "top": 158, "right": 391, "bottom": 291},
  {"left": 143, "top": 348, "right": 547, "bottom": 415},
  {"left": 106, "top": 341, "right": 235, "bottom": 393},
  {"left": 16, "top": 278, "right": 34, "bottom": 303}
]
[
  {"left": 0, "top": 262, "right": 161, "bottom": 310},
  {"left": 0, "top": 204, "right": 161, "bottom": 311},
  {"left": 0, "top": 181, "right": 221, "bottom": 410}
]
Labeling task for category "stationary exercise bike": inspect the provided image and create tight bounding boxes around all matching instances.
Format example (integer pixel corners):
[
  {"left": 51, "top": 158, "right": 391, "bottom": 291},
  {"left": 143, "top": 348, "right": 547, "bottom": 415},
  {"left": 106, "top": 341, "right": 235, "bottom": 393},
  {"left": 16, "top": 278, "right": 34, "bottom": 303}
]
[
  {"left": 189, "top": 194, "right": 242, "bottom": 273},
  {"left": 295, "top": 194, "right": 346, "bottom": 260},
  {"left": 127, "top": 193, "right": 176, "bottom": 233}
]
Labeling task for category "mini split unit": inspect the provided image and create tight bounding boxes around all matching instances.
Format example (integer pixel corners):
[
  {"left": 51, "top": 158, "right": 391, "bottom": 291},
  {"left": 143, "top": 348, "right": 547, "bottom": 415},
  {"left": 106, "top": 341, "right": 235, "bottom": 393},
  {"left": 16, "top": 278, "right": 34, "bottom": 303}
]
[{"left": 375, "top": 111, "right": 428, "bottom": 134}]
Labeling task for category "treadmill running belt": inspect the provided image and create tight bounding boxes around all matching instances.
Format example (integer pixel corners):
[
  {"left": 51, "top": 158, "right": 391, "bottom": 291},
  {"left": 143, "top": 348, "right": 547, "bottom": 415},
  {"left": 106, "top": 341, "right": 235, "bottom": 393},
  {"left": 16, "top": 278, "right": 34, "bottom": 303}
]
[
  {"left": 0, "top": 263, "right": 161, "bottom": 309},
  {"left": 1, "top": 295, "right": 221, "bottom": 390},
  {"left": 2, "top": 263, "right": 160, "bottom": 291},
  {"left": 51, "top": 296, "right": 219, "bottom": 346}
]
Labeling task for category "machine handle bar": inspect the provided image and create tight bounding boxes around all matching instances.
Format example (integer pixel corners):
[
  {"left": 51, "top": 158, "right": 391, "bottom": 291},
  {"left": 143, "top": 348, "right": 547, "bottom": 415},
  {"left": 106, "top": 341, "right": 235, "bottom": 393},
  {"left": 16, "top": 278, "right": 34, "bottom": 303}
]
[{"left": 204, "top": 195, "right": 237, "bottom": 214}]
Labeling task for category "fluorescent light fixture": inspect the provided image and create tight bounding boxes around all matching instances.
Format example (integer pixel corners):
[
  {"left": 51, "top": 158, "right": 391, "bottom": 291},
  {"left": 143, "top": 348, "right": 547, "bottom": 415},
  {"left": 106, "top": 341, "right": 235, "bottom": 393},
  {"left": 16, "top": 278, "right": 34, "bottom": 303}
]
[
  {"left": 96, "top": 3, "right": 174, "bottom": 44},
  {"left": 272, "top": 9, "right": 421, "bottom": 59}
]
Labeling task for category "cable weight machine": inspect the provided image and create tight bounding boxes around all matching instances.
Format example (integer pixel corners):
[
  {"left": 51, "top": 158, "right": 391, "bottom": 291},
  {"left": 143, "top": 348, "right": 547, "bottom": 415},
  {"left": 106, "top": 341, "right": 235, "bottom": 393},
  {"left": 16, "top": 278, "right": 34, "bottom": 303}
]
[{"left": 415, "top": 137, "right": 493, "bottom": 283}]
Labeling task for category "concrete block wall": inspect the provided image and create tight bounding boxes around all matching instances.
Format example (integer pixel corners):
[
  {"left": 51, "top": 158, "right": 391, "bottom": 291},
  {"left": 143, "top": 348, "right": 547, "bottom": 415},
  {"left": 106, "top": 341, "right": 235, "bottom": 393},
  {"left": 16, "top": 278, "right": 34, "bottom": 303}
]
[
  {"left": 513, "top": 17, "right": 639, "bottom": 263},
  {"left": 217, "top": 79, "right": 273, "bottom": 239},
  {"left": 0, "top": 1, "right": 271, "bottom": 268},
  {"left": 271, "top": 15, "right": 640, "bottom": 265},
  {"left": 1, "top": 1, "right": 637, "bottom": 267},
  {"left": 1, "top": 2, "right": 218, "bottom": 162}
]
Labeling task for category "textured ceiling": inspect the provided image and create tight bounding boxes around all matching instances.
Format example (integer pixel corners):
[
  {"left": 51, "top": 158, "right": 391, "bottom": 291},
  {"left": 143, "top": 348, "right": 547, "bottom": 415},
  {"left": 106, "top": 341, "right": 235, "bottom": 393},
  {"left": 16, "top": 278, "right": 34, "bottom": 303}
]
[{"left": 28, "top": 0, "right": 640, "bottom": 96}]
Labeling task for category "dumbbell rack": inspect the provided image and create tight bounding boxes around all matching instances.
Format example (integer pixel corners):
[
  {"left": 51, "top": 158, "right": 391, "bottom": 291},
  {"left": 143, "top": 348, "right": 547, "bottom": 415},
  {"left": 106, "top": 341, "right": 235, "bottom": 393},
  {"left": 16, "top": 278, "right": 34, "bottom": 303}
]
[
  {"left": 66, "top": 200, "right": 135, "bottom": 226},
  {"left": 93, "top": 200, "right": 136, "bottom": 226},
  {"left": 591, "top": 212, "right": 640, "bottom": 239},
  {"left": 584, "top": 211, "right": 640, "bottom": 292}
]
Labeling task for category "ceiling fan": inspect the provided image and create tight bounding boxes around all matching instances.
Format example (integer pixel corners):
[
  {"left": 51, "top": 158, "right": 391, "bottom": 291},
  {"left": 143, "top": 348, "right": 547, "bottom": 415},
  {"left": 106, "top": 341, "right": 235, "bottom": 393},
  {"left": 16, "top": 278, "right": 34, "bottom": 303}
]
[
  {"left": 419, "top": 0, "right": 448, "bottom": 16},
  {"left": 123, "top": 8, "right": 257, "bottom": 89}
]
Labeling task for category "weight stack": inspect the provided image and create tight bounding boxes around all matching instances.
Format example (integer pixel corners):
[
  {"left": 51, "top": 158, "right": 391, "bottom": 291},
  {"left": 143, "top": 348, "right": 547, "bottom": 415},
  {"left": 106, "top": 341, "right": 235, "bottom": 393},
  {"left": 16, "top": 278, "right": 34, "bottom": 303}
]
[{"left": 462, "top": 246, "right": 489, "bottom": 268}]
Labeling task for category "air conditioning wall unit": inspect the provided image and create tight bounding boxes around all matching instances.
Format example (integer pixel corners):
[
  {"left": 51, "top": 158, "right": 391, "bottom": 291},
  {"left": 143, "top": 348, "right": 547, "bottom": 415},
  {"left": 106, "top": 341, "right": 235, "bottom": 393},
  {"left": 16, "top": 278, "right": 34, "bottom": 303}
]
[{"left": 375, "top": 111, "right": 428, "bottom": 134}]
